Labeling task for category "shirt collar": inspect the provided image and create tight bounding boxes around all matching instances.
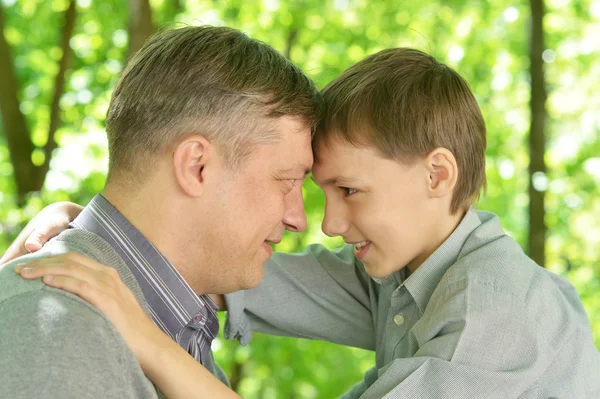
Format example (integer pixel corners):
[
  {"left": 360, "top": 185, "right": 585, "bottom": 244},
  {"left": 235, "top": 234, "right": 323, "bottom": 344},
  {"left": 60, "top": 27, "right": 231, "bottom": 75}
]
[
  {"left": 402, "top": 207, "right": 482, "bottom": 314},
  {"left": 70, "top": 194, "right": 219, "bottom": 342}
]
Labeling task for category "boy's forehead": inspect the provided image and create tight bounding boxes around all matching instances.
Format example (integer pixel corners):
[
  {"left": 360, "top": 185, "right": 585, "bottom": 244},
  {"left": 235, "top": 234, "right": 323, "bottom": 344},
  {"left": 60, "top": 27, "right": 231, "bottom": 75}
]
[
  {"left": 311, "top": 140, "right": 364, "bottom": 184},
  {"left": 313, "top": 135, "right": 378, "bottom": 162}
]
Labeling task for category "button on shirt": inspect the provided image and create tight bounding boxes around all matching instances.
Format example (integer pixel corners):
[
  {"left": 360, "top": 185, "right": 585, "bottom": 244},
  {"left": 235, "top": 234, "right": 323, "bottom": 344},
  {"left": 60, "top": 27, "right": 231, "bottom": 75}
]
[
  {"left": 71, "top": 195, "right": 219, "bottom": 365},
  {"left": 225, "top": 208, "right": 600, "bottom": 398},
  {"left": 392, "top": 314, "right": 404, "bottom": 326}
]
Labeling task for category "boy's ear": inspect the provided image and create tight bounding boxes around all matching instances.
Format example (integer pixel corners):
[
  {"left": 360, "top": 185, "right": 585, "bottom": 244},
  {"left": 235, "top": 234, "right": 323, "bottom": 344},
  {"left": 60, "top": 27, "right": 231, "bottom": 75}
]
[
  {"left": 172, "top": 135, "right": 212, "bottom": 198},
  {"left": 425, "top": 147, "right": 458, "bottom": 199}
]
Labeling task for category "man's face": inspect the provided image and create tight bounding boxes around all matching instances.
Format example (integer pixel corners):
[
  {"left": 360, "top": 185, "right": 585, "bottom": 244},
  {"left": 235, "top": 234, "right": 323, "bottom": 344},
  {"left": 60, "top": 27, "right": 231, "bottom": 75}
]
[
  {"left": 203, "top": 116, "right": 312, "bottom": 292},
  {"left": 312, "top": 139, "right": 436, "bottom": 278}
]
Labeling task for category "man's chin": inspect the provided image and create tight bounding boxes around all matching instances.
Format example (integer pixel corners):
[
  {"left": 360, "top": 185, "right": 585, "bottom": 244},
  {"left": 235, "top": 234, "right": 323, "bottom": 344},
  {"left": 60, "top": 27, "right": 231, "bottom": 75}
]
[{"left": 220, "top": 266, "right": 265, "bottom": 293}]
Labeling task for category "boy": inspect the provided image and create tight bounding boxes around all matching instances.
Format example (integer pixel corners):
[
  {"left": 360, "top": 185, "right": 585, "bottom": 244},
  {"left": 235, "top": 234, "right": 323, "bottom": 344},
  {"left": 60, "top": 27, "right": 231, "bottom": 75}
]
[
  {"left": 6, "top": 48, "right": 600, "bottom": 397},
  {"left": 224, "top": 48, "right": 600, "bottom": 397}
]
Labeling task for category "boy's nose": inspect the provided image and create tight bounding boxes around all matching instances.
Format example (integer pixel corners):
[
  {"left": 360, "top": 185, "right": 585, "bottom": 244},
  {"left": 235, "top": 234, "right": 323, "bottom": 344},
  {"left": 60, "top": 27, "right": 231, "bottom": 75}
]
[{"left": 321, "top": 205, "right": 350, "bottom": 237}]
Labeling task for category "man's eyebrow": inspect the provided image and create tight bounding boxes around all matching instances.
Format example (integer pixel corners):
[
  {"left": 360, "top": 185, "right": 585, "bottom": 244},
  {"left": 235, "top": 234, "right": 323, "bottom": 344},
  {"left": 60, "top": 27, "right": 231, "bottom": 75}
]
[
  {"left": 312, "top": 175, "right": 358, "bottom": 186},
  {"left": 276, "top": 165, "right": 311, "bottom": 177}
]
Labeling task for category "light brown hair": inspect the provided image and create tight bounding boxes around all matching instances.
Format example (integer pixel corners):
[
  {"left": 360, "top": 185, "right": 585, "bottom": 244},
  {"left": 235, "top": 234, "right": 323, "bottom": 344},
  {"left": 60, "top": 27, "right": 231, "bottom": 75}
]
[
  {"left": 315, "top": 48, "right": 486, "bottom": 213},
  {"left": 106, "top": 25, "right": 322, "bottom": 184}
]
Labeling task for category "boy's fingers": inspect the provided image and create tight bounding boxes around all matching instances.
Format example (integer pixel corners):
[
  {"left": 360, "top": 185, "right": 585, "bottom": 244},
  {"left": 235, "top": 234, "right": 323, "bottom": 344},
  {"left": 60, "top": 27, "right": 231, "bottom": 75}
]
[
  {"left": 16, "top": 255, "right": 101, "bottom": 281},
  {"left": 0, "top": 241, "right": 29, "bottom": 265},
  {"left": 59, "top": 252, "right": 109, "bottom": 272},
  {"left": 42, "top": 275, "right": 102, "bottom": 305},
  {"left": 24, "top": 223, "right": 67, "bottom": 253},
  {"left": 42, "top": 275, "right": 119, "bottom": 317},
  {"left": 18, "top": 263, "right": 91, "bottom": 281},
  {"left": 18, "top": 252, "right": 104, "bottom": 272},
  {"left": 0, "top": 223, "right": 37, "bottom": 265},
  {"left": 24, "top": 232, "right": 46, "bottom": 253}
]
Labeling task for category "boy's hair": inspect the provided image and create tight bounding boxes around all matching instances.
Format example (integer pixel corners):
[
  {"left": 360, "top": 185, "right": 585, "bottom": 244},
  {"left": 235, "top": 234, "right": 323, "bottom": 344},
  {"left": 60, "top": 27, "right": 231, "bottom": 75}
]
[
  {"left": 315, "top": 48, "right": 486, "bottom": 213},
  {"left": 106, "top": 25, "right": 322, "bottom": 185}
]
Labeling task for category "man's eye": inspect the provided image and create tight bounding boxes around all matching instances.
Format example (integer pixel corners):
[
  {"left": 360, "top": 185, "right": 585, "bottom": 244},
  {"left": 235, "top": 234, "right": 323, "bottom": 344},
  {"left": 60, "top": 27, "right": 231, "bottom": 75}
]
[
  {"left": 341, "top": 187, "right": 357, "bottom": 196},
  {"left": 281, "top": 179, "right": 299, "bottom": 194}
]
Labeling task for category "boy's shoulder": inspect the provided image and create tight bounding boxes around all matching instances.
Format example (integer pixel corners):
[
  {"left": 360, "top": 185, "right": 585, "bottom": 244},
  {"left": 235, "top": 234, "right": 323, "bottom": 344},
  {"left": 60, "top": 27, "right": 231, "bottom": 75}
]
[
  {"left": 447, "top": 210, "right": 575, "bottom": 302},
  {"left": 443, "top": 211, "right": 586, "bottom": 325}
]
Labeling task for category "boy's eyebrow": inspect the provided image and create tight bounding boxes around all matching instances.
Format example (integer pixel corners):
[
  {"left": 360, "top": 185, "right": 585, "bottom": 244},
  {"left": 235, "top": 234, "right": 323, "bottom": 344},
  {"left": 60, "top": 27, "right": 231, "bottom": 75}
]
[{"left": 312, "top": 175, "right": 358, "bottom": 186}]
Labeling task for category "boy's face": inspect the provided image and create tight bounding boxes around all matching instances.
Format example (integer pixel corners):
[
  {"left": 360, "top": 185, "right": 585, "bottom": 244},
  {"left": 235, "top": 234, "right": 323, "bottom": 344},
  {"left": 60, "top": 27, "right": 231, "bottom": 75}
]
[{"left": 312, "top": 139, "right": 442, "bottom": 278}]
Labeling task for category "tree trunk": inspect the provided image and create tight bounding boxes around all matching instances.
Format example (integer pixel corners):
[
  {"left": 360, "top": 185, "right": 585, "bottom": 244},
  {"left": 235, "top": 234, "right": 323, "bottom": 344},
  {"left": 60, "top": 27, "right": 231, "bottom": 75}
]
[
  {"left": 528, "top": 0, "right": 547, "bottom": 266},
  {"left": 0, "top": 5, "right": 37, "bottom": 204},
  {"left": 37, "top": 0, "right": 77, "bottom": 189},
  {"left": 284, "top": 28, "right": 298, "bottom": 60},
  {"left": 228, "top": 361, "right": 244, "bottom": 393},
  {"left": 127, "top": 0, "right": 154, "bottom": 60}
]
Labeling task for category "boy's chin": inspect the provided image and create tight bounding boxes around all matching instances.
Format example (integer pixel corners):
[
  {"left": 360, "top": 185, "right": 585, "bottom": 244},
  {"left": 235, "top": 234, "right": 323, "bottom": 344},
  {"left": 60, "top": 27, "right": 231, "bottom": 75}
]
[{"left": 363, "top": 262, "right": 397, "bottom": 280}]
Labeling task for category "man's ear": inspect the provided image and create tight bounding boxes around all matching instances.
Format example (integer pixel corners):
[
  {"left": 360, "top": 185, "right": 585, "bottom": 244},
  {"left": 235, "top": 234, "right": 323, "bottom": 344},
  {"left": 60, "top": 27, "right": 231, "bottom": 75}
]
[
  {"left": 172, "top": 135, "right": 212, "bottom": 198},
  {"left": 424, "top": 147, "right": 458, "bottom": 199}
]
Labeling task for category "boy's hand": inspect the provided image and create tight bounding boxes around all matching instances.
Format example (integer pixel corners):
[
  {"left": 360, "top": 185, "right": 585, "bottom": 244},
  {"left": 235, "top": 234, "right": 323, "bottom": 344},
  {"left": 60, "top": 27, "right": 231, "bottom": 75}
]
[{"left": 0, "top": 201, "right": 83, "bottom": 265}]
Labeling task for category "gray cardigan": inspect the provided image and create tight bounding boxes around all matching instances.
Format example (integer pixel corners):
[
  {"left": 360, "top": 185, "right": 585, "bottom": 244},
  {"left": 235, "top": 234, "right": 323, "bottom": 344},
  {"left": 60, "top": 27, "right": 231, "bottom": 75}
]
[{"left": 0, "top": 228, "right": 162, "bottom": 399}]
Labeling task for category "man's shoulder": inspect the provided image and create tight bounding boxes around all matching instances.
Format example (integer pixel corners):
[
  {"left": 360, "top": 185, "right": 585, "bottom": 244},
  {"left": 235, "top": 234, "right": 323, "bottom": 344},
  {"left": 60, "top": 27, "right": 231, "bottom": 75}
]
[
  {"left": 0, "top": 229, "right": 121, "bottom": 303},
  {"left": 0, "top": 287, "right": 159, "bottom": 398},
  {"left": 0, "top": 285, "right": 121, "bottom": 343},
  {"left": 0, "top": 231, "right": 159, "bottom": 398},
  {"left": 0, "top": 228, "right": 148, "bottom": 306},
  {"left": 0, "top": 230, "right": 126, "bottom": 344}
]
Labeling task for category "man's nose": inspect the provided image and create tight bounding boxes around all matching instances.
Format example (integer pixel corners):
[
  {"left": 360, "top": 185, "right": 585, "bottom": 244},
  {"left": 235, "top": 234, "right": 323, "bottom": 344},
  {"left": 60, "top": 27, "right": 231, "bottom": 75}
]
[{"left": 282, "top": 185, "right": 307, "bottom": 233}]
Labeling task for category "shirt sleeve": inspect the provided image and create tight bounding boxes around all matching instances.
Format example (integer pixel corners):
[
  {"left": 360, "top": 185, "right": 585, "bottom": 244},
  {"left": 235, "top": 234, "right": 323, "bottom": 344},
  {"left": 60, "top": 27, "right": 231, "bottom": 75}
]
[
  {"left": 351, "top": 271, "right": 599, "bottom": 398},
  {"left": 224, "top": 244, "right": 376, "bottom": 350},
  {"left": 0, "top": 288, "right": 159, "bottom": 399}
]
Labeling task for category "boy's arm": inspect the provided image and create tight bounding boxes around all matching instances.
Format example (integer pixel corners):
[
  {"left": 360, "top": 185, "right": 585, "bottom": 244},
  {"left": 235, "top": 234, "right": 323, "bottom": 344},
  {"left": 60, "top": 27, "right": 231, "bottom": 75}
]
[
  {"left": 0, "top": 288, "right": 159, "bottom": 399},
  {"left": 225, "top": 244, "right": 376, "bottom": 350}
]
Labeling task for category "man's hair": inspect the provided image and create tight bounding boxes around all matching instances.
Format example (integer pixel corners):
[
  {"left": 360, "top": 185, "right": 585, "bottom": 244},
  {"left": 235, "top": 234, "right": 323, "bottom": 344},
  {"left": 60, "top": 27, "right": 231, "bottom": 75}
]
[
  {"left": 105, "top": 25, "right": 322, "bottom": 184},
  {"left": 315, "top": 48, "right": 486, "bottom": 213}
]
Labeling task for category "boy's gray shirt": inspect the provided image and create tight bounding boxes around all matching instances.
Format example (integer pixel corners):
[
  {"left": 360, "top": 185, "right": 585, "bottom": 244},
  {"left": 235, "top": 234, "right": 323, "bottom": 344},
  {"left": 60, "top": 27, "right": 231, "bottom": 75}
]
[
  {"left": 0, "top": 228, "right": 226, "bottom": 398},
  {"left": 225, "top": 208, "right": 600, "bottom": 398}
]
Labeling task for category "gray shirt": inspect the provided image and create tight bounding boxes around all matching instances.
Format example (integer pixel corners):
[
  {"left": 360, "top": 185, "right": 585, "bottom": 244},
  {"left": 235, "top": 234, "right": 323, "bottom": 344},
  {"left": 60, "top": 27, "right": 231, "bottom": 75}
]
[
  {"left": 0, "top": 229, "right": 160, "bottom": 398},
  {"left": 225, "top": 208, "right": 600, "bottom": 398}
]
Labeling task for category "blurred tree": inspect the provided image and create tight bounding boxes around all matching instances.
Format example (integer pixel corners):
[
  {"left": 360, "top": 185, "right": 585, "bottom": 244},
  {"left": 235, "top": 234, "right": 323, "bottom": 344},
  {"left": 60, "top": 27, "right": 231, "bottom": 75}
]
[
  {"left": 0, "top": 0, "right": 76, "bottom": 205},
  {"left": 127, "top": 0, "right": 154, "bottom": 59},
  {"left": 529, "top": 0, "right": 548, "bottom": 266}
]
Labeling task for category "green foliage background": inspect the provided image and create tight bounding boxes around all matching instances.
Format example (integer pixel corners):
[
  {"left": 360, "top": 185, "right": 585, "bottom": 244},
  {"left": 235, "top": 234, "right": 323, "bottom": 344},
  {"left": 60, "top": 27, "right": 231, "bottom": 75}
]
[{"left": 1, "top": 0, "right": 599, "bottom": 397}]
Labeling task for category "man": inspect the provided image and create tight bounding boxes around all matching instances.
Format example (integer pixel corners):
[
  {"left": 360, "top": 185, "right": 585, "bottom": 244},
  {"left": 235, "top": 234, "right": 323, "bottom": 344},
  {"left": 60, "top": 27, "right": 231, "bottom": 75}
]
[{"left": 0, "top": 25, "right": 322, "bottom": 398}]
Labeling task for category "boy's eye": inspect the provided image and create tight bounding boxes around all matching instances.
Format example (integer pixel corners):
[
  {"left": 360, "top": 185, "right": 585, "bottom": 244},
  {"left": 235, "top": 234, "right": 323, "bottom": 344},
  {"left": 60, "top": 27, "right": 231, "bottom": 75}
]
[{"left": 341, "top": 187, "right": 357, "bottom": 197}]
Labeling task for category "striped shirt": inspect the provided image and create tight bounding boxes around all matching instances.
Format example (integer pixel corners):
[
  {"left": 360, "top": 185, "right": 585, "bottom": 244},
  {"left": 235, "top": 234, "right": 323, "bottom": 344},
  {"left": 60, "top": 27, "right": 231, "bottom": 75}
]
[{"left": 71, "top": 194, "right": 219, "bottom": 365}]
